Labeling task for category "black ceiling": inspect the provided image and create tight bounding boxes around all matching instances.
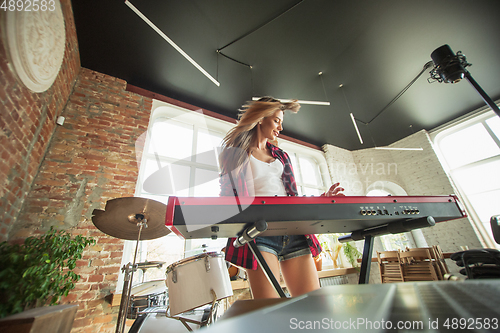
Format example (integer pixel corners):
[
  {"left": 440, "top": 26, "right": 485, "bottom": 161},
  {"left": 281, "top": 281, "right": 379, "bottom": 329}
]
[{"left": 71, "top": 0, "right": 500, "bottom": 150}]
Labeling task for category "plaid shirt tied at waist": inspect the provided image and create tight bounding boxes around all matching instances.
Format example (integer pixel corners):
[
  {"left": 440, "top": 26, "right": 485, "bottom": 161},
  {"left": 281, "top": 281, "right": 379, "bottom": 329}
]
[{"left": 220, "top": 142, "right": 322, "bottom": 270}]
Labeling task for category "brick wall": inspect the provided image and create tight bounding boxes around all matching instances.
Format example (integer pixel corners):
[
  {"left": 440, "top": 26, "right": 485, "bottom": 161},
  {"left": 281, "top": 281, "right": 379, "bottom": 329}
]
[
  {"left": 0, "top": 0, "right": 80, "bottom": 241},
  {"left": 15, "top": 68, "right": 153, "bottom": 332},
  {"left": 1, "top": 4, "right": 156, "bottom": 330}
]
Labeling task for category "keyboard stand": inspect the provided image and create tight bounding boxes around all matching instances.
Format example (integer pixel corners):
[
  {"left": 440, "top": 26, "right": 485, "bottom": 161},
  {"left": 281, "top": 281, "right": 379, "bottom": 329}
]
[
  {"left": 235, "top": 220, "right": 287, "bottom": 298},
  {"left": 339, "top": 215, "right": 436, "bottom": 284}
]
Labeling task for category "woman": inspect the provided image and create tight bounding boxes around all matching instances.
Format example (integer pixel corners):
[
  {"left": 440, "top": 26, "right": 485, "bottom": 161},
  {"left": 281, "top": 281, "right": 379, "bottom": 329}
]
[{"left": 219, "top": 97, "right": 344, "bottom": 299}]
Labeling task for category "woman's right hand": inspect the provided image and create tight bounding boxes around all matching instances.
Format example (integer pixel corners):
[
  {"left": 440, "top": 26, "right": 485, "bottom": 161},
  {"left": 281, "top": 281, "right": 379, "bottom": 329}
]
[{"left": 321, "top": 182, "right": 345, "bottom": 197}]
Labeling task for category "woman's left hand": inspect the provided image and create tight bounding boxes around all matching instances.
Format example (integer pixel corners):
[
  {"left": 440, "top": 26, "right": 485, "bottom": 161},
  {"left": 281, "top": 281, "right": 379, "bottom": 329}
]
[{"left": 321, "top": 182, "right": 345, "bottom": 197}]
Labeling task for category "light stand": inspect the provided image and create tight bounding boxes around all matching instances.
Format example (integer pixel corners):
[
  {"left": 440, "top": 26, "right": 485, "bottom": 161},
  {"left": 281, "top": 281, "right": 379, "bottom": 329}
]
[{"left": 429, "top": 44, "right": 500, "bottom": 118}]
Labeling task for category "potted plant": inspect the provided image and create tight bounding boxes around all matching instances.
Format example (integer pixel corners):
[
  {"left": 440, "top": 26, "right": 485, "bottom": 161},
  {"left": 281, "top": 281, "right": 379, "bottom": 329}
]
[
  {"left": 0, "top": 227, "right": 95, "bottom": 332},
  {"left": 318, "top": 235, "right": 342, "bottom": 269},
  {"left": 317, "top": 234, "right": 362, "bottom": 270},
  {"left": 341, "top": 240, "right": 362, "bottom": 270}
]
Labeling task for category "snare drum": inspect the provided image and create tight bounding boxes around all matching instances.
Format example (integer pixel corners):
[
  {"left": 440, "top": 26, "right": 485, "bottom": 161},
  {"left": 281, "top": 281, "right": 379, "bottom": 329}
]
[
  {"left": 127, "top": 280, "right": 168, "bottom": 319},
  {"left": 166, "top": 252, "right": 233, "bottom": 316}
]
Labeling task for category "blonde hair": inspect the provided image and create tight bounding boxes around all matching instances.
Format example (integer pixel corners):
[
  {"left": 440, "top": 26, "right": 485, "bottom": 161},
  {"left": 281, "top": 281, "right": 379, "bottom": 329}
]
[{"left": 219, "top": 97, "right": 300, "bottom": 175}]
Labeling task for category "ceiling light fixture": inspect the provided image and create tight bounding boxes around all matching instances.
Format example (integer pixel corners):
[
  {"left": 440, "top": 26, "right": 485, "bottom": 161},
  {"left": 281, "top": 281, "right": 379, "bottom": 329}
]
[
  {"left": 350, "top": 112, "right": 364, "bottom": 145},
  {"left": 251, "top": 97, "right": 330, "bottom": 106},
  {"left": 429, "top": 44, "right": 500, "bottom": 118},
  {"left": 374, "top": 147, "right": 423, "bottom": 151},
  {"left": 339, "top": 84, "right": 364, "bottom": 145},
  {"left": 125, "top": 0, "right": 220, "bottom": 87}
]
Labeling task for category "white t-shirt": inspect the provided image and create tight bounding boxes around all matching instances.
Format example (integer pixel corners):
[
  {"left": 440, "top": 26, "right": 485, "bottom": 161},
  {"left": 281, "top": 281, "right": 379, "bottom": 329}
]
[{"left": 248, "top": 154, "right": 287, "bottom": 196}]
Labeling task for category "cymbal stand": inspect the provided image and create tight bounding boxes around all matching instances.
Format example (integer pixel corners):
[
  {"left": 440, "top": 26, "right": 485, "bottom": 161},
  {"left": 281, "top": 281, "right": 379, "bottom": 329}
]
[{"left": 115, "top": 214, "right": 148, "bottom": 333}]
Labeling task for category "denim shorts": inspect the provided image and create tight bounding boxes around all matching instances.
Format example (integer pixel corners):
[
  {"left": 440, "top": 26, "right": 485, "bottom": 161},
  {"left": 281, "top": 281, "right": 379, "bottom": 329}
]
[{"left": 255, "top": 235, "right": 311, "bottom": 262}]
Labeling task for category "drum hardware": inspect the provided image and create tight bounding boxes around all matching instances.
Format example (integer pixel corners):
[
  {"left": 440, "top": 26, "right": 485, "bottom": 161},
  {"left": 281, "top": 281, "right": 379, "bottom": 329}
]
[
  {"left": 129, "top": 302, "right": 217, "bottom": 333},
  {"left": 137, "top": 261, "right": 165, "bottom": 283},
  {"left": 116, "top": 213, "right": 147, "bottom": 333},
  {"left": 166, "top": 252, "right": 233, "bottom": 316},
  {"left": 165, "top": 289, "right": 218, "bottom": 332},
  {"left": 131, "top": 290, "right": 218, "bottom": 332},
  {"left": 205, "top": 255, "right": 211, "bottom": 272},
  {"left": 91, "top": 197, "right": 170, "bottom": 333}
]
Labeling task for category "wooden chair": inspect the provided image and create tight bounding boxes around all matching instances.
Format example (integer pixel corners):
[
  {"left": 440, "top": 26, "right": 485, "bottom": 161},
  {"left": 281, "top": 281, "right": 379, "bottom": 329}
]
[
  {"left": 377, "top": 251, "right": 404, "bottom": 283},
  {"left": 409, "top": 247, "right": 445, "bottom": 280},
  {"left": 432, "top": 245, "right": 450, "bottom": 275},
  {"left": 399, "top": 248, "right": 439, "bottom": 282}
]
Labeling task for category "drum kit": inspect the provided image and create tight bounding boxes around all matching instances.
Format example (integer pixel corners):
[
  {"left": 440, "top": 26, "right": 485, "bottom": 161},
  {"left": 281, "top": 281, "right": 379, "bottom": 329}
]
[{"left": 92, "top": 197, "right": 233, "bottom": 333}]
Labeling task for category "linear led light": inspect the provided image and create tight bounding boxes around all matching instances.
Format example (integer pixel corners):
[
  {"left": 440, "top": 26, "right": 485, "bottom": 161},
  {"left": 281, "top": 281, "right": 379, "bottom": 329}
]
[
  {"left": 125, "top": 1, "right": 220, "bottom": 87},
  {"left": 252, "top": 97, "right": 330, "bottom": 106},
  {"left": 374, "top": 147, "right": 423, "bottom": 151},
  {"left": 350, "top": 113, "right": 364, "bottom": 144}
]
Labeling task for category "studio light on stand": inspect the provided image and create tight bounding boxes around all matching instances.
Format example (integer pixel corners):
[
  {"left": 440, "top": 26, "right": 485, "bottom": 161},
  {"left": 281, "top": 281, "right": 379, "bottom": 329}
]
[{"left": 429, "top": 44, "right": 500, "bottom": 118}]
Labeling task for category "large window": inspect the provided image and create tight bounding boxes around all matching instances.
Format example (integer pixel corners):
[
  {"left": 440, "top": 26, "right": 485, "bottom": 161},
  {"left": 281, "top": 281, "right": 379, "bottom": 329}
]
[
  {"left": 117, "top": 100, "right": 331, "bottom": 289},
  {"left": 279, "top": 141, "right": 329, "bottom": 196},
  {"left": 433, "top": 109, "right": 500, "bottom": 248},
  {"left": 118, "top": 102, "right": 233, "bottom": 288},
  {"left": 366, "top": 182, "right": 413, "bottom": 251}
]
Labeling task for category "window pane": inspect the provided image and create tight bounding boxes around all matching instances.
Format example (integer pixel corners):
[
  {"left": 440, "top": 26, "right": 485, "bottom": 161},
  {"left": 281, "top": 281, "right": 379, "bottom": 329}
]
[
  {"left": 141, "top": 234, "right": 185, "bottom": 282},
  {"left": 467, "top": 190, "right": 500, "bottom": 223},
  {"left": 141, "top": 158, "right": 173, "bottom": 195},
  {"left": 302, "top": 187, "right": 322, "bottom": 196},
  {"left": 148, "top": 120, "right": 194, "bottom": 160},
  {"left": 193, "top": 169, "right": 220, "bottom": 197},
  {"left": 380, "top": 233, "right": 411, "bottom": 251},
  {"left": 288, "top": 153, "right": 301, "bottom": 183},
  {"left": 486, "top": 116, "right": 500, "bottom": 142},
  {"left": 196, "top": 129, "right": 222, "bottom": 167},
  {"left": 298, "top": 156, "right": 321, "bottom": 186},
  {"left": 141, "top": 160, "right": 190, "bottom": 196},
  {"left": 439, "top": 123, "right": 500, "bottom": 169},
  {"left": 452, "top": 159, "right": 500, "bottom": 195},
  {"left": 184, "top": 238, "right": 228, "bottom": 257},
  {"left": 142, "top": 157, "right": 164, "bottom": 183},
  {"left": 366, "top": 189, "right": 391, "bottom": 196}
]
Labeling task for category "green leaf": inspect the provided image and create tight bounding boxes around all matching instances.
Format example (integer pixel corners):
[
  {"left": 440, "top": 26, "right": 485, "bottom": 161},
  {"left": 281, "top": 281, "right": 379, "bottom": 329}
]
[{"left": 0, "top": 227, "right": 95, "bottom": 318}]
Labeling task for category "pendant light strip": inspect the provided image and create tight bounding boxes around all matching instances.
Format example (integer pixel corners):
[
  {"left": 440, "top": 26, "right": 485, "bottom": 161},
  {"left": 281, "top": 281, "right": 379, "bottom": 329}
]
[
  {"left": 350, "top": 113, "right": 364, "bottom": 144},
  {"left": 251, "top": 97, "right": 330, "bottom": 106},
  {"left": 125, "top": 1, "right": 220, "bottom": 87}
]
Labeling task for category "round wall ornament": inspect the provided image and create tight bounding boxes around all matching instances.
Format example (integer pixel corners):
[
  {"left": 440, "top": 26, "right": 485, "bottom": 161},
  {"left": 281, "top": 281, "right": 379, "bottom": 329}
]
[{"left": 4, "top": 0, "right": 66, "bottom": 93}]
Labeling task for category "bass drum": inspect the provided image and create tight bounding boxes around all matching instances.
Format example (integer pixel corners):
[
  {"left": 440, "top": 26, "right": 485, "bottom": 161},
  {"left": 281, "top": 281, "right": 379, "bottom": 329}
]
[{"left": 166, "top": 252, "right": 233, "bottom": 316}]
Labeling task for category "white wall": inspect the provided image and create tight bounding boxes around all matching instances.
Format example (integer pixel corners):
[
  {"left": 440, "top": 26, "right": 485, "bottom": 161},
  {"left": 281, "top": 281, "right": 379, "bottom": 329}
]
[{"left": 322, "top": 129, "right": 483, "bottom": 280}]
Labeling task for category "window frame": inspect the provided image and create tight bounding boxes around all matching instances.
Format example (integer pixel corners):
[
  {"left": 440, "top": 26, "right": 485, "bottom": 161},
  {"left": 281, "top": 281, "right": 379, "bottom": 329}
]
[
  {"left": 116, "top": 101, "right": 234, "bottom": 292},
  {"left": 431, "top": 105, "right": 500, "bottom": 249},
  {"left": 279, "top": 140, "right": 330, "bottom": 196},
  {"left": 116, "top": 100, "right": 332, "bottom": 291}
]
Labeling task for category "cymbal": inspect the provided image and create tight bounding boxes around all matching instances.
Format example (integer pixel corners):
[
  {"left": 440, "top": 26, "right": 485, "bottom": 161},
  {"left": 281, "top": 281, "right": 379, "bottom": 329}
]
[{"left": 92, "top": 197, "right": 171, "bottom": 240}]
